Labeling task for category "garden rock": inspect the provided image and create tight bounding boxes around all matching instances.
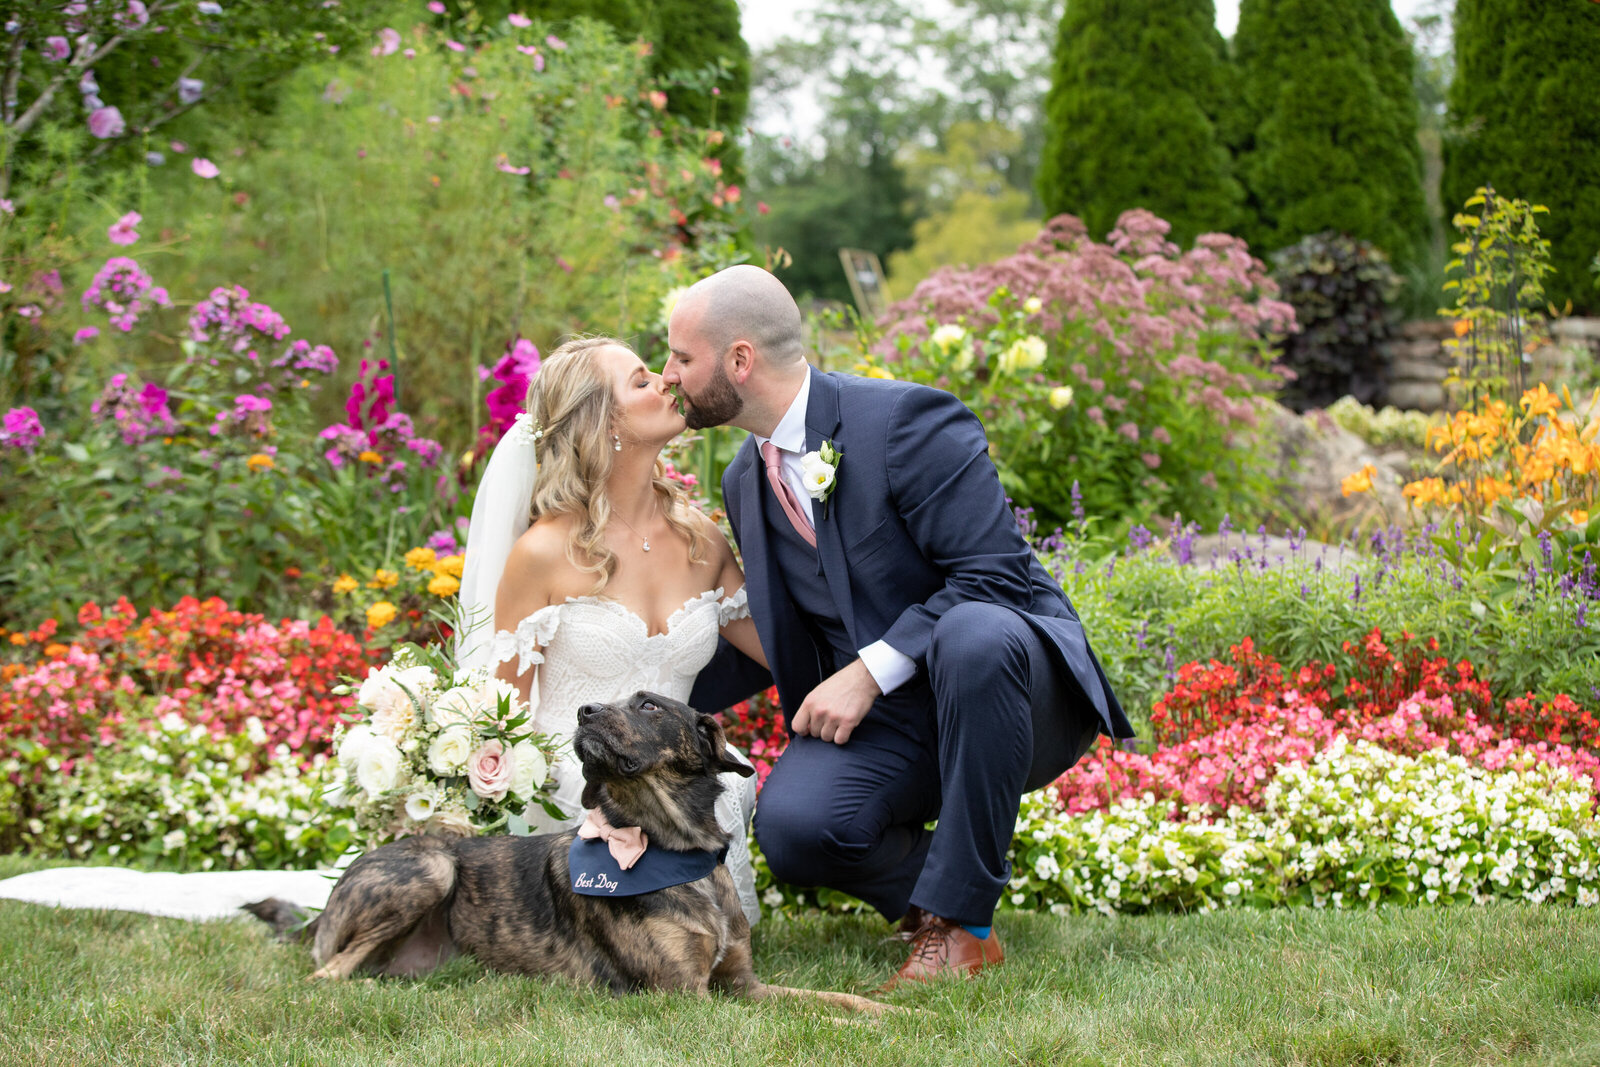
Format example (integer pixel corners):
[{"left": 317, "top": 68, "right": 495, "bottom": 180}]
[{"left": 1267, "top": 402, "right": 1411, "bottom": 529}]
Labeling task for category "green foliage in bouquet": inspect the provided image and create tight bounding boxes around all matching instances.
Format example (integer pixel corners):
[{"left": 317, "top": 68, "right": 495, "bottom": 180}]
[
  {"left": 1037, "top": 0, "right": 1241, "bottom": 248},
  {"left": 1270, "top": 231, "right": 1403, "bottom": 412},
  {"left": 1444, "top": 0, "right": 1600, "bottom": 314},
  {"left": 1231, "top": 0, "right": 1428, "bottom": 267}
]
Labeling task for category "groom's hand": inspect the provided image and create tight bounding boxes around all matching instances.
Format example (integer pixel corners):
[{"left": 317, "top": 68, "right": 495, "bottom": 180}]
[{"left": 792, "top": 660, "right": 881, "bottom": 746}]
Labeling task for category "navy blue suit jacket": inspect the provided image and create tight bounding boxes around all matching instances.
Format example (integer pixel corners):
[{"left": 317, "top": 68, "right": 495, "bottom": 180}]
[{"left": 691, "top": 368, "right": 1131, "bottom": 743}]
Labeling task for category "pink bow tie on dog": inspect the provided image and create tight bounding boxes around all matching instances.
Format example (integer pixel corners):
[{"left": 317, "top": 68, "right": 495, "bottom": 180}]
[{"left": 578, "top": 809, "right": 649, "bottom": 870}]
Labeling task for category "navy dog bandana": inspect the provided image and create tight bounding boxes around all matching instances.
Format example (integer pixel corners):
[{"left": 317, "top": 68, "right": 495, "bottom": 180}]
[{"left": 568, "top": 836, "right": 727, "bottom": 897}]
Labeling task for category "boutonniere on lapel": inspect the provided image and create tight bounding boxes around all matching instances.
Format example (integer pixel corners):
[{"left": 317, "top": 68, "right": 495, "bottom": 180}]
[{"left": 800, "top": 440, "right": 842, "bottom": 519}]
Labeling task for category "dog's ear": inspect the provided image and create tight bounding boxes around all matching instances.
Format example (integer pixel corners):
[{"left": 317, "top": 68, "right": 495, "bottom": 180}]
[{"left": 697, "top": 713, "right": 756, "bottom": 777}]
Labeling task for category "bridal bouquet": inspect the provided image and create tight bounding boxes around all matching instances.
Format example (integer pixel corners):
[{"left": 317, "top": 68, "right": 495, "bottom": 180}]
[{"left": 325, "top": 643, "right": 562, "bottom": 848}]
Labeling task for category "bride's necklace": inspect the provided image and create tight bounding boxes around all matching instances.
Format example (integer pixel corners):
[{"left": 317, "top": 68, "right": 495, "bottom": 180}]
[{"left": 612, "top": 497, "right": 658, "bottom": 552}]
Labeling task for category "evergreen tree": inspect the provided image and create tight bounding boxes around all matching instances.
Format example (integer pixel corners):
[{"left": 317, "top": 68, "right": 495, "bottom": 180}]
[
  {"left": 1444, "top": 0, "right": 1600, "bottom": 314},
  {"left": 1232, "top": 0, "right": 1427, "bottom": 266},
  {"left": 1036, "top": 0, "right": 1241, "bottom": 246}
]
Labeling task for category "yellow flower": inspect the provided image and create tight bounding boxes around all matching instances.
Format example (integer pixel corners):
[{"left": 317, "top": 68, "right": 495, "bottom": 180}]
[
  {"left": 864, "top": 366, "right": 896, "bottom": 380},
  {"left": 1049, "top": 386, "right": 1075, "bottom": 410},
  {"left": 404, "top": 546, "right": 438, "bottom": 571},
  {"left": 1519, "top": 383, "right": 1561, "bottom": 419},
  {"left": 366, "top": 601, "right": 398, "bottom": 629},
  {"left": 246, "top": 453, "right": 275, "bottom": 472},
  {"left": 331, "top": 574, "right": 359, "bottom": 595},
  {"left": 998, "top": 335, "right": 1048, "bottom": 375},
  {"left": 435, "top": 553, "right": 465, "bottom": 578},
  {"left": 1340, "top": 464, "right": 1377, "bottom": 497},
  {"left": 428, "top": 573, "right": 461, "bottom": 597},
  {"left": 1475, "top": 476, "right": 1514, "bottom": 506},
  {"left": 368, "top": 569, "right": 399, "bottom": 590},
  {"left": 358, "top": 450, "right": 384, "bottom": 465}
]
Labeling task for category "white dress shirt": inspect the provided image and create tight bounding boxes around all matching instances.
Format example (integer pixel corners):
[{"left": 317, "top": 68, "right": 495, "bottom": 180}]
[{"left": 754, "top": 371, "right": 917, "bottom": 696}]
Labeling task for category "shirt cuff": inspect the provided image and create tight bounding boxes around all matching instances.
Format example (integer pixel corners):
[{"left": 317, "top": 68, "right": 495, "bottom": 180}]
[{"left": 858, "top": 639, "right": 916, "bottom": 696}]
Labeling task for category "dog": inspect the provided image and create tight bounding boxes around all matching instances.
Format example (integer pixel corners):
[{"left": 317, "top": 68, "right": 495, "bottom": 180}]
[{"left": 248, "top": 691, "right": 889, "bottom": 1012}]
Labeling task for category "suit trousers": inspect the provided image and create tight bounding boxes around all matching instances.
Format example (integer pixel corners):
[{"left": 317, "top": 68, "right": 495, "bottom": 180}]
[{"left": 751, "top": 601, "right": 1098, "bottom": 927}]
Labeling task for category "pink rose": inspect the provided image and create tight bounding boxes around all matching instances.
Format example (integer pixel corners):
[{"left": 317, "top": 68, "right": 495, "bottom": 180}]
[{"left": 467, "top": 739, "right": 515, "bottom": 801}]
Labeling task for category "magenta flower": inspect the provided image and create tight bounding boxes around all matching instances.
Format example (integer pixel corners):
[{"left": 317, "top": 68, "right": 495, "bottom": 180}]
[
  {"left": 88, "top": 106, "right": 126, "bottom": 139},
  {"left": 508, "top": 12, "right": 531, "bottom": 27},
  {"left": 444, "top": 39, "right": 466, "bottom": 52},
  {"left": 191, "top": 157, "right": 219, "bottom": 179},
  {"left": 92, "top": 375, "right": 176, "bottom": 443},
  {"left": 318, "top": 423, "right": 368, "bottom": 468},
  {"left": 2, "top": 407, "right": 44, "bottom": 453},
  {"left": 427, "top": 0, "right": 446, "bottom": 11},
  {"left": 81, "top": 256, "right": 169, "bottom": 332},
  {"left": 74, "top": 326, "right": 101, "bottom": 344},
  {"left": 477, "top": 338, "right": 541, "bottom": 452},
  {"left": 44, "top": 36, "right": 71, "bottom": 61},
  {"left": 107, "top": 211, "right": 142, "bottom": 246},
  {"left": 16, "top": 305, "right": 41, "bottom": 319}
]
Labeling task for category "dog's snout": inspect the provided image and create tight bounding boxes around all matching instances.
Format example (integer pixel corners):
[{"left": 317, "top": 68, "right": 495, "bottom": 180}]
[{"left": 578, "top": 703, "right": 603, "bottom": 721}]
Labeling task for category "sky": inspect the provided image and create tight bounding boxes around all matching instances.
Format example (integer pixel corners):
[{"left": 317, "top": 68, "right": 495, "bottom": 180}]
[{"left": 739, "top": 0, "right": 1440, "bottom": 48}]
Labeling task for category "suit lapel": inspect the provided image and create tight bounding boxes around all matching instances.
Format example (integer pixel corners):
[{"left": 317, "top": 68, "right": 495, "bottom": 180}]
[{"left": 804, "top": 371, "right": 858, "bottom": 647}]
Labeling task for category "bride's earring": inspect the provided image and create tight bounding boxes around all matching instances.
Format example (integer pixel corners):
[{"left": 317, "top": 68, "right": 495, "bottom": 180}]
[{"left": 612, "top": 433, "right": 622, "bottom": 452}]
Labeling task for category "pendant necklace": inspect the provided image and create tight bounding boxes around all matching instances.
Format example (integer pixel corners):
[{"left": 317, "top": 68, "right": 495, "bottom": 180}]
[{"left": 614, "top": 497, "right": 657, "bottom": 552}]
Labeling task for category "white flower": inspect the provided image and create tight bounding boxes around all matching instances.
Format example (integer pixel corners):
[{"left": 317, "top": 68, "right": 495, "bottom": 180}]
[
  {"left": 929, "top": 323, "right": 966, "bottom": 350},
  {"left": 1023, "top": 296, "right": 1043, "bottom": 314},
  {"left": 1049, "top": 386, "right": 1075, "bottom": 410},
  {"left": 404, "top": 785, "right": 441, "bottom": 823},
  {"left": 658, "top": 285, "right": 689, "bottom": 331},
  {"left": 998, "top": 335, "right": 1048, "bottom": 375},
  {"left": 427, "top": 725, "right": 474, "bottom": 776},
  {"left": 337, "top": 724, "right": 377, "bottom": 770},
  {"left": 355, "top": 735, "right": 403, "bottom": 795},
  {"left": 799, "top": 450, "right": 836, "bottom": 500},
  {"left": 430, "top": 685, "right": 480, "bottom": 728},
  {"left": 509, "top": 740, "right": 547, "bottom": 799},
  {"left": 358, "top": 665, "right": 434, "bottom": 740},
  {"left": 162, "top": 829, "right": 187, "bottom": 852}
]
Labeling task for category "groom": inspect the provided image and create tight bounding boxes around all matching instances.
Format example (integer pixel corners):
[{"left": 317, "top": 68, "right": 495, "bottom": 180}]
[{"left": 668, "top": 266, "right": 1131, "bottom": 987}]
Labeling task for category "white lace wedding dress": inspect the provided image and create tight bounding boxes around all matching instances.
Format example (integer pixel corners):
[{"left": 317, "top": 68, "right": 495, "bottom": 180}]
[
  {"left": 490, "top": 585, "right": 760, "bottom": 925},
  {"left": 0, "top": 587, "right": 762, "bottom": 927}
]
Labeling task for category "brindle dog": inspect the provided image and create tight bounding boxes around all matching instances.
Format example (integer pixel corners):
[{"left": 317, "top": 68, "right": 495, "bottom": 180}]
[{"left": 248, "top": 691, "right": 888, "bottom": 1012}]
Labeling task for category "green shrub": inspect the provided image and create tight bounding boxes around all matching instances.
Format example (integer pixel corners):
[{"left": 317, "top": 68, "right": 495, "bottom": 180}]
[
  {"left": 1271, "top": 231, "right": 1403, "bottom": 411},
  {"left": 1037, "top": 0, "right": 1241, "bottom": 248}
]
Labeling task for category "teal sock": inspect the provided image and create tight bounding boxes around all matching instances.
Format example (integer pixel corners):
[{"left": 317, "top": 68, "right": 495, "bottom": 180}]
[{"left": 961, "top": 924, "right": 991, "bottom": 940}]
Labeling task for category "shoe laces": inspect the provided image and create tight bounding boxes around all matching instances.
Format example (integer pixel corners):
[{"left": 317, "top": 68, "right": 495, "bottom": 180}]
[{"left": 908, "top": 918, "right": 955, "bottom": 965}]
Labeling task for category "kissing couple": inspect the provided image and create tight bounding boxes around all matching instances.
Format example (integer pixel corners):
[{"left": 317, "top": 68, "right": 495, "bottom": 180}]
[{"left": 458, "top": 264, "right": 1132, "bottom": 987}]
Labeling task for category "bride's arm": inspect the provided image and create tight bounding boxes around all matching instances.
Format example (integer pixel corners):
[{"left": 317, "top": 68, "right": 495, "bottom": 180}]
[
  {"left": 492, "top": 523, "right": 567, "bottom": 702},
  {"left": 701, "top": 511, "right": 769, "bottom": 670}
]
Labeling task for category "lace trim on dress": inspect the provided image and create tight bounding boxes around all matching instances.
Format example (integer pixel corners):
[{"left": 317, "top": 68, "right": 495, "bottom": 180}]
[
  {"left": 489, "top": 603, "right": 563, "bottom": 676},
  {"left": 717, "top": 586, "right": 750, "bottom": 626}
]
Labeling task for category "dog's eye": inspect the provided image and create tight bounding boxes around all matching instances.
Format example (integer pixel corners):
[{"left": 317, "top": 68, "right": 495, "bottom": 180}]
[{"left": 640, "top": 700, "right": 658, "bottom": 713}]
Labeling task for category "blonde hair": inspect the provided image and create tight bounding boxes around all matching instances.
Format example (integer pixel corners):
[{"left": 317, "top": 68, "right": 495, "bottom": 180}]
[{"left": 524, "top": 336, "right": 707, "bottom": 591}]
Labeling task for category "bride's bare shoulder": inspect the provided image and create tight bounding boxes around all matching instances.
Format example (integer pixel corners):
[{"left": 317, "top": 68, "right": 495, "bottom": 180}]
[{"left": 507, "top": 514, "right": 577, "bottom": 570}]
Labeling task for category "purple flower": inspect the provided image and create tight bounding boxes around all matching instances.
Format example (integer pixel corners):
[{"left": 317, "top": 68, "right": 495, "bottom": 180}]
[
  {"left": 177, "top": 77, "right": 204, "bottom": 104},
  {"left": 74, "top": 326, "right": 101, "bottom": 343},
  {"left": 81, "top": 256, "right": 168, "bottom": 331},
  {"left": 44, "top": 36, "right": 71, "bottom": 61},
  {"left": 1127, "top": 525, "right": 1153, "bottom": 552},
  {"left": 145, "top": 151, "right": 166, "bottom": 166},
  {"left": 79, "top": 69, "right": 99, "bottom": 95},
  {"left": 107, "top": 211, "right": 141, "bottom": 246},
  {"left": 425, "top": 528, "right": 460, "bottom": 555},
  {"left": 191, "top": 157, "right": 219, "bottom": 179},
  {"left": 405, "top": 436, "right": 443, "bottom": 467},
  {"left": 197, "top": 2, "right": 223, "bottom": 13},
  {"left": 2, "top": 406, "right": 44, "bottom": 452},
  {"left": 318, "top": 423, "right": 368, "bottom": 467},
  {"left": 88, "top": 106, "right": 126, "bottom": 139}
]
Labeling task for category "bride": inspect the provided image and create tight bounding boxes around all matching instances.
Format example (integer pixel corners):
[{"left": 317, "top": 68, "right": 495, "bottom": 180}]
[{"left": 455, "top": 335, "right": 768, "bottom": 924}]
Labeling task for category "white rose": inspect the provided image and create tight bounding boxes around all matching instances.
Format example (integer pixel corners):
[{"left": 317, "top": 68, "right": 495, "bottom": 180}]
[
  {"left": 427, "top": 725, "right": 475, "bottom": 776},
  {"left": 509, "top": 740, "right": 547, "bottom": 799},
  {"left": 431, "top": 685, "right": 480, "bottom": 729},
  {"left": 355, "top": 735, "right": 403, "bottom": 795},
  {"left": 337, "top": 724, "right": 377, "bottom": 771},
  {"left": 477, "top": 677, "right": 523, "bottom": 726},
  {"left": 428, "top": 807, "right": 476, "bottom": 839}
]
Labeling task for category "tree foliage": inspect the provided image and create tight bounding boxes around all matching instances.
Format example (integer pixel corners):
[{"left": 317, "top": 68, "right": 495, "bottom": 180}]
[
  {"left": 1232, "top": 0, "right": 1429, "bottom": 266},
  {"left": 1036, "top": 0, "right": 1241, "bottom": 247},
  {"left": 1443, "top": 0, "right": 1600, "bottom": 314}
]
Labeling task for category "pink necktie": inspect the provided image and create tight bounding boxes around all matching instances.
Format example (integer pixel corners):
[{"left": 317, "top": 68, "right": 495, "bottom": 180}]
[
  {"left": 761, "top": 440, "right": 816, "bottom": 547},
  {"left": 578, "top": 809, "right": 648, "bottom": 870}
]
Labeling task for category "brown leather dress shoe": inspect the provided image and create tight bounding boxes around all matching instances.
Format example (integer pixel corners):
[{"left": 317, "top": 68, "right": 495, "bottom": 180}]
[
  {"left": 891, "top": 905, "right": 930, "bottom": 942},
  {"left": 878, "top": 916, "right": 1004, "bottom": 991}
]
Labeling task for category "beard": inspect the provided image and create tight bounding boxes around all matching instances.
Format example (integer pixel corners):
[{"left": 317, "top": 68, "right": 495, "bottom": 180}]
[{"left": 679, "top": 359, "right": 744, "bottom": 430}]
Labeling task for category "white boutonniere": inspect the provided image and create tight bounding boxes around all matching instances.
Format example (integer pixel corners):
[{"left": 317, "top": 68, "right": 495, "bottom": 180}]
[{"left": 800, "top": 440, "right": 842, "bottom": 519}]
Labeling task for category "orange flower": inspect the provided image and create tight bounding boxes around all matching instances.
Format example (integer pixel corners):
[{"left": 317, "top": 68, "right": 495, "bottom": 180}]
[
  {"left": 1340, "top": 464, "right": 1377, "bottom": 497},
  {"left": 1453, "top": 319, "right": 1472, "bottom": 338},
  {"left": 331, "top": 574, "right": 359, "bottom": 595},
  {"left": 358, "top": 450, "right": 383, "bottom": 464},
  {"left": 368, "top": 569, "right": 399, "bottom": 590},
  {"left": 1571, "top": 510, "right": 1591, "bottom": 526},
  {"left": 1520, "top": 383, "right": 1561, "bottom": 419},
  {"left": 9, "top": 633, "right": 27, "bottom": 646},
  {"left": 246, "top": 453, "right": 275, "bottom": 472},
  {"left": 367, "top": 601, "right": 398, "bottom": 629},
  {"left": 44, "top": 643, "right": 69, "bottom": 658}
]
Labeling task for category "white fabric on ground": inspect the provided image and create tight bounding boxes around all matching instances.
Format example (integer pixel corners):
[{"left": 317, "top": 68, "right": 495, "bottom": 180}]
[{"left": 0, "top": 866, "right": 337, "bottom": 921}]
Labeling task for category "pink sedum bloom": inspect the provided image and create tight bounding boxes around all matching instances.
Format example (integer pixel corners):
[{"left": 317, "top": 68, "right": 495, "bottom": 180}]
[
  {"left": 107, "top": 211, "right": 142, "bottom": 246},
  {"left": 191, "top": 157, "right": 219, "bottom": 179}
]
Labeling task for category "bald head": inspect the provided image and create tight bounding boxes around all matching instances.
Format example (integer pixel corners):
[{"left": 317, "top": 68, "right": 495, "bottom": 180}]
[{"left": 678, "top": 265, "right": 805, "bottom": 366}]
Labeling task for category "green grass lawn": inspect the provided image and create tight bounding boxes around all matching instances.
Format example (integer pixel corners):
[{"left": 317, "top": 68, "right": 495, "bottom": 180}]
[{"left": 3, "top": 856, "right": 1600, "bottom": 1066}]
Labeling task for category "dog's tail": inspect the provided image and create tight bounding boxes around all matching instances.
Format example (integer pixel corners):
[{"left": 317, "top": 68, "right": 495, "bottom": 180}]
[{"left": 242, "top": 897, "right": 321, "bottom": 943}]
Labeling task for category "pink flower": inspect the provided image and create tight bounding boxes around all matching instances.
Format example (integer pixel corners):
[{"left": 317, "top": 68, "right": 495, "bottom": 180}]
[
  {"left": 88, "top": 106, "right": 126, "bottom": 139},
  {"left": 169, "top": 140, "right": 188, "bottom": 153},
  {"left": 507, "top": 12, "right": 531, "bottom": 27},
  {"left": 647, "top": 90, "right": 667, "bottom": 109},
  {"left": 403, "top": 48, "right": 416, "bottom": 58},
  {"left": 44, "top": 36, "right": 71, "bottom": 61},
  {"left": 534, "top": 52, "right": 545, "bottom": 71},
  {"left": 372, "top": 27, "right": 401, "bottom": 56},
  {"left": 545, "top": 34, "right": 566, "bottom": 50},
  {"left": 444, "top": 39, "right": 465, "bottom": 52},
  {"left": 74, "top": 326, "right": 101, "bottom": 344},
  {"left": 2, "top": 407, "right": 44, "bottom": 453},
  {"left": 107, "top": 211, "right": 141, "bottom": 246},
  {"left": 178, "top": 77, "right": 204, "bottom": 104},
  {"left": 467, "top": 739, "right": 515, "bottom": 801},
  {"left": 1141, "top": 452, "right": 1161, "bottom": 469},
  {"left": 117, "top": 1, "right": 150, "bottom": 30},
  {"left": 191, "top": 157, "right": 219, "bottom": 179},
  {"left": 427, "top": 0, "right": 446, "bottom": 11},
  {"left": 495, "top": 157, "right": 530, "bottom": 175}
]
